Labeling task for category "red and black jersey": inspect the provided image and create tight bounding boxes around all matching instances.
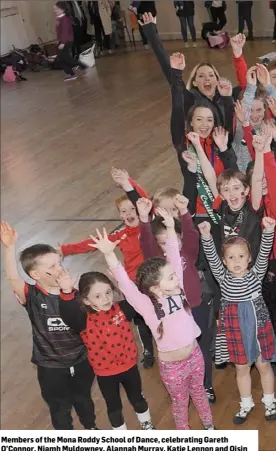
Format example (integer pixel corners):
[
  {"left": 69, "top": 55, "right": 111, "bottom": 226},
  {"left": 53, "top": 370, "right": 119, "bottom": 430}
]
[
  {"left": 18, "top": 284, "right": 87, "bottom": 368},
  {"left": 59, "top": 292, "right": 138, "bottom": 376}
]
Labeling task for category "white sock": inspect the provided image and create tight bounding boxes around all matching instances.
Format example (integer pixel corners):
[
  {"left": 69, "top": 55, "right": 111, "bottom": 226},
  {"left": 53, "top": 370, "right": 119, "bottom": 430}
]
[
  {"left": 240, "top": 396, "right": 254, "bottom": 410},
  {"left": 136, "top": 409, "right": 151, "bottom": 423},
  {"left": 262, "top": 393, "right": 275, "bottom": 408},
  {"left": 112, "top": 423, "right": 127, "bottom": 430}
]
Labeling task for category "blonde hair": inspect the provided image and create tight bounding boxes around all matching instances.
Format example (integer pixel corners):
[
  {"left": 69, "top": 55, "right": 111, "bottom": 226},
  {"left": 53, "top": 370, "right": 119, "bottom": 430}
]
[
  {"left": 153, "top": 187, "right": 180, "bottom": 207},
  {"left": 115, "top": 194, "right": 129, "bottom": 210},
  {"left": 186, "top": 63, "right": 220, "bottom": 91}
]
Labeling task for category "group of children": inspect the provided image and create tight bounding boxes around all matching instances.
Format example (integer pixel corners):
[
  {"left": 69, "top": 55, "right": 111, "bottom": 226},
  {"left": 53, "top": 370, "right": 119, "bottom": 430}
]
[{"left": 2, "top": 11, "right": 276, "bottom": 432}]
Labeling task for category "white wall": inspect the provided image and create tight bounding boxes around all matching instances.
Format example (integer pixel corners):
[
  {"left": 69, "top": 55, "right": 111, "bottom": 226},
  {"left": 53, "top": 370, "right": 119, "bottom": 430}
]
[{"left": 1, "top": 0, "right": 274, "bottom": 56}]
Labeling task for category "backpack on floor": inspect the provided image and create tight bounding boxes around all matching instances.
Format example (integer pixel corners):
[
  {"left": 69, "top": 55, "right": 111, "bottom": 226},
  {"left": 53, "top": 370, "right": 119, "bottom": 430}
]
[
  {"left": 201, "top": 22, "right": 229, "bottom": 49},
  {"left": 3, "top": 66, "right": 16, "bottom": 82}
]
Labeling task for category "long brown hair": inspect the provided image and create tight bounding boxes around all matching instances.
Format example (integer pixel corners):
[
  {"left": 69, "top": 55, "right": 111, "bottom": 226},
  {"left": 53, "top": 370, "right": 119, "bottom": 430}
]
[
  {"left": 78, "top": 272, "right": 118, "bottom": 312},
  {"left": 136, "top": 258, "right": 189, "bottom": 338}
]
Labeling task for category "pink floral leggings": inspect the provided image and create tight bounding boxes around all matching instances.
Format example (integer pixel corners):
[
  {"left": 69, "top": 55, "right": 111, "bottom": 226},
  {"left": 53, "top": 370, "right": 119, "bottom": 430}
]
[{"left": 159, "top": 346, "right": 213, "bottom": 430}]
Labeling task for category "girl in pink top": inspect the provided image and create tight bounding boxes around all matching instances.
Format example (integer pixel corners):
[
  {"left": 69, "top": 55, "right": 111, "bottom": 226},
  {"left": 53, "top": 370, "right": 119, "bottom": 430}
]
[{"left": 91, "top": 204, "right": 214, "bottom": 430}]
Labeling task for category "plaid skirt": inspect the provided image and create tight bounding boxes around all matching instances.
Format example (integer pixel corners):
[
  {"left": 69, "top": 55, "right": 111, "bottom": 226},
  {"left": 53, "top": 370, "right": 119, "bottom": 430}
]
[{"left": 215, "top": 297, "right": 276, "bottom": 366}]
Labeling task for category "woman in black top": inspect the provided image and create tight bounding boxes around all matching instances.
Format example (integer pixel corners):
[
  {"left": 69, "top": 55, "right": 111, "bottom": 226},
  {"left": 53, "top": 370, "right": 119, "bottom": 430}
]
[{"left": 174, "top": 1, "right": 196, "bottom": 48}]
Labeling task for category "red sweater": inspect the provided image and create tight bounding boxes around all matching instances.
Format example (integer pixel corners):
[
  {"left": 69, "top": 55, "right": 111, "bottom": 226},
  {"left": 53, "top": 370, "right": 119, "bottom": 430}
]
[
  {"left": 260, "top": 153, "right": 276, "bottom": 261},
  {"left": 59, "top": 293, "right": 138, "bottom": 376},
  {"left": 56, "top": 15, "right": 74, "bottom": 44},
  {"left": 61, "top": 179, "right": 148, "bottom": 281}
]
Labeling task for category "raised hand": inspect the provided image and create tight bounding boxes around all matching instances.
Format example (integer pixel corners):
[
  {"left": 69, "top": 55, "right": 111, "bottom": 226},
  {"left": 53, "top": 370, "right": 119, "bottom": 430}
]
[
  {"left": 267, "top": 97, "right": 276, "bottom": 118},
  {"left": 138, "top": 12, "right": 156, "bottom": 26},
  {"left": 55, "top": 243, "right": 64, "bottom": 257},
  {"left": 0, "top": 221, "right": 18, "bottom": 248},
  {"left": 89, "top": 228, "right": 119, "bottom": 254},
  {"left": 187, "top": 131, "right": 201, "bottom": 149},
  {"left": 234, "top": 100, "right": 250, "bottom": 126},
  {"left": 230, "top": 33, "right": 246, "bottom": 57},
  {"left": 182, "top": 151, "right": 197, "bottom": 173},
  {"left": 256, "top": 63, "right": 270, "bottom": 88},
  {"left": 198, "top": 221, "right": 211, "bottom": 238},
  {"left": 262, "top": 217, "right": 276, "bottom": 233},
  {"left": 155, "top": 208, "right": 175, "bottom": 229},
  {"left": 56, "top": 268, "right": 75, "bottom": 293},
  {"left": 246, "top": 66, "right": 257, "bottom": 86},
  {"left": 252, "top": 134, "right": 266, "bottom": 153},
  {"left": 111, "top": 167, "right": 129, "bottom": 187},
  {"left": 174, "top": 194, "right": 189, "bottom": 216},
  {"left": 212, "top": 127, "right": 229, "bottom": 152},
  {"left": 217, "top": 78, "right": 233, "bottom": 97},
  {"left": 136, "top": 197, "right": 152, "bottom": 222},
  {"left": 170, "top": 52, "right": 185, "bottom": 71}
]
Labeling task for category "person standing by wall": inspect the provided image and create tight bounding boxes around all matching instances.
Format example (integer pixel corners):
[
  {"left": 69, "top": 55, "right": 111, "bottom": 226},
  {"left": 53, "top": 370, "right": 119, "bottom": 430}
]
[
  {"left": 236, "top": 1, "right": 254, "bottom": 40},
  {"left": 89, "top": 1, "right": 112, "bottom": 56},
  {"left": 174, "top": 1, "right": 196, "bottom": 48},
  {"left": 205, "top": 1, "right": 227, "bottom": 31},
  {"left": 137, "top": 2, "right": 156, "bottom": 49},
  {"left": 270, "top": 1, "right": 276, "bottom": 43},
  {"left": 54, "top": 1, "right": 78, "bottom": 81}
]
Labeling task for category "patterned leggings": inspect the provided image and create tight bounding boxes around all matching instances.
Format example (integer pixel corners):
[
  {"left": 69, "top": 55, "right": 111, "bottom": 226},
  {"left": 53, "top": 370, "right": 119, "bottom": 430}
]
[{"left": 159, "top": 346, "right": 213, "bottom": 430}]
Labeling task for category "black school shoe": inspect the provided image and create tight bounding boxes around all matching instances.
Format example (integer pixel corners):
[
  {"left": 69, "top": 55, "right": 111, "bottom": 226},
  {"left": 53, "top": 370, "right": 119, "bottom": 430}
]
[
  {"left": 264, "top": 401, "right": 276, "bottom": 421},
  {"left": 205, "top": 387, "right": 216, "bottom": 404},
  {"left": 141, "top": 350, "right": 155, "bottom": 369},
  {"left": 233, "top": 405, "right": 254, "bottom": 425}
]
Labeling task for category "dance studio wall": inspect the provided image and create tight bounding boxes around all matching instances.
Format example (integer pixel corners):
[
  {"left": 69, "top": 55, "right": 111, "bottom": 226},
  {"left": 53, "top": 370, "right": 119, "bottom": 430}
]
[{"left": 1, "top": 0, "right": 274, "bottom": 54}]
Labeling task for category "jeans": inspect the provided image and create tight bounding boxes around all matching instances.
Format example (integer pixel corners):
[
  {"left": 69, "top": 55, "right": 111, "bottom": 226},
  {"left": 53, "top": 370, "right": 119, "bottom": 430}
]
[
  {"left": 178, "top": 15, "right": 196, "bottom": 42},
  {"left": 238, "top": 2, "right": 253, "bottom": 37},
  {"left": 37, "top": 359, "right": 96, "bottom": 430}
]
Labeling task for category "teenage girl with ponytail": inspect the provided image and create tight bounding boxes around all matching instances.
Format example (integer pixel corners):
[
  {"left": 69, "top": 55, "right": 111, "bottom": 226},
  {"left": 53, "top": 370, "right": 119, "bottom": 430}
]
[{"left": 91, "top": 204, "right": 214, "bottom": 431}]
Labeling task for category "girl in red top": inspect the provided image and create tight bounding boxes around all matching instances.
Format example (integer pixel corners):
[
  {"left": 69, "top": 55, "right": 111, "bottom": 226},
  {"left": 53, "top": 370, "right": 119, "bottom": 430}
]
[
  {"left": 58, "top": 270, "right": 155, "bottom": 430},
  {"left": 54, "top": 1, "right": 79, "bottom": 81}
]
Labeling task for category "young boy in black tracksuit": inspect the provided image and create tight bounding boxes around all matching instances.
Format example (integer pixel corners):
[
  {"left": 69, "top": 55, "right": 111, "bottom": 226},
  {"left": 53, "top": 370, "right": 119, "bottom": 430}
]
[{"left": 0, "top": 222, "right": 97, "bottom": 430}]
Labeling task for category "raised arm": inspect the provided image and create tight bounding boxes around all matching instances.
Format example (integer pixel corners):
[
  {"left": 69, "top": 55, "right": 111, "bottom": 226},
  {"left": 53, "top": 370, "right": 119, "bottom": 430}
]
[
  {"left": 198, "top": 222, "right": 226, "bottom": 284},
  {"left": 156, "top": 207, "right": 184, "bottom": 289},
  {"left": 90, "top": 228, "right": 155, "bottom": 319},
  {"left": 110, "top": 167, "right": 148, "bottom": 208},
  {"left": 0, "top": 222, "right": 25, "bottom": 303},
  {"left": 187, "top": 132, "right": 218, "bottom": 198},
  {"left": 57, "top": 271, "right": 87, "bottom": 333},
  {"left": 230, "top": 34, "right": 247, "bottom": 90},
  {"left": 136, "top": 198, "right": 160, "bottom": 259},
  {"left": 174, "top": 194, "right": 199, "bottom": 263},
  {"left": 253, "top": 217, "right": 275, "bottom": 280}
]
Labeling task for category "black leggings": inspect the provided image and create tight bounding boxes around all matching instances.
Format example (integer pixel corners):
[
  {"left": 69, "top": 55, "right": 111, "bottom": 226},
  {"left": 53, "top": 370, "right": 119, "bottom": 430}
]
[
  {"left": 192, "top": 292, "right": 215, "bottom": 389},
  {"left": 134, "top": 313, "right": 154, "bottom": 355},
  {"left": 238, "top": 2, "right": 253, "bottom": 37},
  {"left": 97, "top": 365, "right": 148, "bottom": 428},
  {"left": 94, "top": 15, "right": 111, "bottom": 51},
  {"left": 56, "top": 42, "right": 77, "bottom": 76},
  {"left": 273, "top": 8, "right": 276, "bottom": 40},
  {"left": 210, "top": 6, "right": 227, "bottom": 31},
  {"left": 37, "top": 359, "right": 96, "bottom": 430}
]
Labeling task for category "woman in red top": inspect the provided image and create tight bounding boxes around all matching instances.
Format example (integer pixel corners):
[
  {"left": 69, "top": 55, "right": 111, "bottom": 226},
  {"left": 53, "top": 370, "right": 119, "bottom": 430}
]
[
  {"left": 59, "top": 271, "right": 155, "bottom": 430},
  {"left": 54, "top": 1, "right": 79, "bottom": 81}
]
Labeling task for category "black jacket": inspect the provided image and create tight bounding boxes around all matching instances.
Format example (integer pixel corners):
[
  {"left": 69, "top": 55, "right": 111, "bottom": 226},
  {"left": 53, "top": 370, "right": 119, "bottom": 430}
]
[
  {"left": 137, "top": 1, "right": 156, "bottom": 17},
  {"left": 174, "top": 1, "right": 195, "bottom": 17}
]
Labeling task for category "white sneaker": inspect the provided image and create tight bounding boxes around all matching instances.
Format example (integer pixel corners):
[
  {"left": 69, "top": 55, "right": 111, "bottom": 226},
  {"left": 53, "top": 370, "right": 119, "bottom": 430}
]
[
  {"left": 273, "top": 40, "right": 276, "bottom": 43},
  {"left": 193, "top": 42, "right": 197, "bottom": 48},
  {"left": 144, "top": 44, "right": 149, "bottom": 50},
  {"left": 184, "top": 42, "right": 189, "bottom": 48}
]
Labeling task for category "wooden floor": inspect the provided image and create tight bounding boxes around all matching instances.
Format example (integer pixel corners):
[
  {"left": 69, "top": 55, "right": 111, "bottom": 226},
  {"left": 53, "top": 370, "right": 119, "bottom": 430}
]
[{"left": 1, "top": 39, "right": 275, "bottom": 446}]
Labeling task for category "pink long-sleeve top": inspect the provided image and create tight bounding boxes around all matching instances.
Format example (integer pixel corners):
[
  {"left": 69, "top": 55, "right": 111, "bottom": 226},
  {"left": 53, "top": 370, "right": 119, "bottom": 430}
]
[{"left": 111, "top": 232, "right": 201, "bottom": 353}]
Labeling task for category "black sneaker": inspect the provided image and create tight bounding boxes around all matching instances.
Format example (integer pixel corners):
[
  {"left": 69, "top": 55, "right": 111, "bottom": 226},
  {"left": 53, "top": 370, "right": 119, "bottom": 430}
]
[
  {"left": 141, "top": 421, "right": 155, "bottom": 430},
  {"left": 205, "top": 387, "right": 216, "bottom": 404},
  {"left": 204, "top": 425, "right": 216, "bottom": 430},
  {"left": 233, "top": 405, "right": 254, "bottom": 425},
  {"left": 141, "top": 351, "right": 155, "bottom": 369},
  {"left": 264, "top": 401, "right": 276, "bottom": 421}
]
